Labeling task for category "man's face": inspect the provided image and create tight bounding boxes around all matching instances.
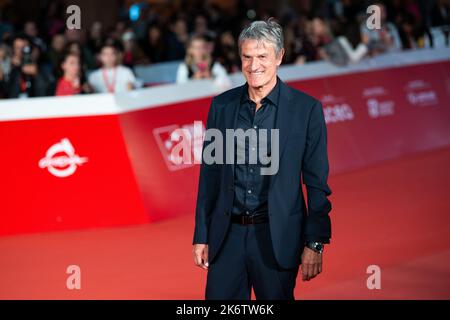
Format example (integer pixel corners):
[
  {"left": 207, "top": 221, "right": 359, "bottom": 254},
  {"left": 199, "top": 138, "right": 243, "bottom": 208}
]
[
  {"left": 24, "top": 22, "right": 37, "bottom": 38},
  {"left": 173, "top": 19, "right": 187, "bottom": 35},
  {"left": 52, "top": 35, "right": 66, "bottom": 52},
  {"left": 240, "top": 39, "right": 283, "bottom": 89},
  {"left": 13, "top": 38, "right": 29, "bottom": 58}
]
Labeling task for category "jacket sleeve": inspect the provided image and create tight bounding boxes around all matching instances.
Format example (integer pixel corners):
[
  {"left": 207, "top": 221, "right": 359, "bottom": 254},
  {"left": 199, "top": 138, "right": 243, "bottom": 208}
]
[
  {"left": 192, "top": 98, "right": 221, "bottom": 244},
  {"left": 302, "top": 101, "right": 333, "bottom": 244}
]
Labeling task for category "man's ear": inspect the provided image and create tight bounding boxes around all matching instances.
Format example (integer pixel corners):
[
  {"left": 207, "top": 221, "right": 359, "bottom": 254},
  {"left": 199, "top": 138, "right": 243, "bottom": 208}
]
[{"left": 276, "top": 48, "right": 285, "bottom": 66}]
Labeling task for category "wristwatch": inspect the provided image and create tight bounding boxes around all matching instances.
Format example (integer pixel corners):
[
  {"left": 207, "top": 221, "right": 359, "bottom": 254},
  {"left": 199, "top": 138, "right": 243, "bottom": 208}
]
[{"left": 305, "top": 241, "right": 324, "bottom": 254}]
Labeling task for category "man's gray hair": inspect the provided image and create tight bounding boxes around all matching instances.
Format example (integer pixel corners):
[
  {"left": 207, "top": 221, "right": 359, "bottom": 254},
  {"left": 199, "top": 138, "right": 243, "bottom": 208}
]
[{"left": 238, "top": 19, "right": 284, "bottom": 56}]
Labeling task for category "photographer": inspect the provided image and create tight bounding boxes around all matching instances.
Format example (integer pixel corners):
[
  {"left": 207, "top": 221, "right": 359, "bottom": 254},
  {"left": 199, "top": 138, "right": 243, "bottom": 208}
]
[{"left": 6, "top": 33, "right": 52, "bottom": 98}]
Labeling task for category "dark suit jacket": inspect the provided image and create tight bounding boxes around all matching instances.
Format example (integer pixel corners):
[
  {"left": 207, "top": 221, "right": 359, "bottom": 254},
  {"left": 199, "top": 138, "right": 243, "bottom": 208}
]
[{"left": 193, "top": 79, "right": 332, "bottom": 269}]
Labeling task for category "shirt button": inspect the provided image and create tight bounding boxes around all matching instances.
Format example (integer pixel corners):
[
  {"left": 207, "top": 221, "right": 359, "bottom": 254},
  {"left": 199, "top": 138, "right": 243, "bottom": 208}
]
[
  {"left": 253, "top": 125, "right": 258, "bottom": 129},
  {"left": 248, "top": 190, "right": 252, "bottom": 194},
  {"left": 246, "top": 211, "right": 250, "bottom": 215},
  {"left": 249, "top": 168, "right": 254, "bottom": 173}
]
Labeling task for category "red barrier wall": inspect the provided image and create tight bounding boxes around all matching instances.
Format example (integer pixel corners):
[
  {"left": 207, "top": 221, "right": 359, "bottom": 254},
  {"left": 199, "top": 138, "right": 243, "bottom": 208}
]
[{"left": 0, "top": 115, "right": 149, "bottom": 235}]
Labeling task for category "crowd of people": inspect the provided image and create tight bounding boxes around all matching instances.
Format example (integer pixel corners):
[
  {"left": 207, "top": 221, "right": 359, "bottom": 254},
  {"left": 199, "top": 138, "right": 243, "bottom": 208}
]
[{"left": 0, "top": 0, "right": 449, "bottom": 99}]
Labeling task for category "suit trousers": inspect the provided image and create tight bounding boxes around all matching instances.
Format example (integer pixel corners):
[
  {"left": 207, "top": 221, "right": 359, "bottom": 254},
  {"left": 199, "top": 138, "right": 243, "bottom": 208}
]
[{"left": 205, "top": 221, "right": 300, "bottom": 300}]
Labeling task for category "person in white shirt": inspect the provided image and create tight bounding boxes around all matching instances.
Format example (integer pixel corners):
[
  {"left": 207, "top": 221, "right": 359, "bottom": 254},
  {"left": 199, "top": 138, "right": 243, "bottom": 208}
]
[
  {"left": 176, "top": 34, "right": 231, "bottom": 88},
  {"left": 88, "top": 41, "right": 136, "bottom": 93}
]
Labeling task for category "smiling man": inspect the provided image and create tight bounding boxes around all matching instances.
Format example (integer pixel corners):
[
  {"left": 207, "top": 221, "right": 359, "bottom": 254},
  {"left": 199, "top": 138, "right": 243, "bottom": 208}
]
[{"left": 192, "top": 19, "right": 332, "bottom": 300}]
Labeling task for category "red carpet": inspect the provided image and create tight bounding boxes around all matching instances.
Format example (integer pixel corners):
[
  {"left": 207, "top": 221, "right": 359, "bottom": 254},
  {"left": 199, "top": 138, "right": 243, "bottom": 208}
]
[{"left": 1, "top": 147, "right": 450, "bottom": 299}]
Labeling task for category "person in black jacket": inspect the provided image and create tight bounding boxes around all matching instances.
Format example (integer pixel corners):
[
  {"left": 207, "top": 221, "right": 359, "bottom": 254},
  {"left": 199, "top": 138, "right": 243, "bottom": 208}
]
[
  {"left": 5, "top": 33, "right": 53, "bottom": 98},
  {"left": 192, "top": 19, "right": 332, "bottom": 300}
]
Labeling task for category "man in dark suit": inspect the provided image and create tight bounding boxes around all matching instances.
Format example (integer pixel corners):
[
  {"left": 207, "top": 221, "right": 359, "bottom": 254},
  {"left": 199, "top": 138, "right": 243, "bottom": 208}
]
[{"left": 192, "top": 19, "right": 332, "bottom": 300}]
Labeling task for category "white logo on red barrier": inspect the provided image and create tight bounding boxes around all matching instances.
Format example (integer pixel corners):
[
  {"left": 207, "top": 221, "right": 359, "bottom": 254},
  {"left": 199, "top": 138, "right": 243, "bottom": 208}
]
[
  {"left": 363, "top": 87, "right": 395, "bottom": 118},
  {"left": 38, "top": 138, "right": 88, "bottom": 178},
  {"left": 367, "top": 98, "right": 395, "bottom": 118},
  {"left": 321, "top": 95, "right": 354, "bottom": 124},
  {"left": 405, "top": 80, "right": 439, "bottom": 107},
  {"left": 153, "top": 122, "right": 205, "bottom": 171},
  {"left": 323, "top": 104, "right": 355, "bottom": 123},
  {"left": 407, "top": 91, "right": 438, "bottom": 106}
]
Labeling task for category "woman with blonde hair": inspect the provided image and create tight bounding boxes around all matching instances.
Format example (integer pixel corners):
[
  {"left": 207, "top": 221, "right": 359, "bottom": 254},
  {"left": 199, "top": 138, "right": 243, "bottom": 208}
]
[{"left": 176, "top": 34, "right": 230, "bottom": 88}]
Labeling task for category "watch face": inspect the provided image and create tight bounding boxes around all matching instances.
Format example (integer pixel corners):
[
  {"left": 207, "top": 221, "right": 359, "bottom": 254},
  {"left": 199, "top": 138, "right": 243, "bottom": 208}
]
[
  {"left": 306, "top": 242, "right": 323, "bottom": 252},
  {"left": 313, "top": 242, "right": 323, "bottom": 252}
]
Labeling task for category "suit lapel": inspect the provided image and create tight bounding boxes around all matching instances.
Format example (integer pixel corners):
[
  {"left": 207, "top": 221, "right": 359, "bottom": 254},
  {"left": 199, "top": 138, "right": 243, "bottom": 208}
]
[
  {"left": 223, "top": 84, "right": 244, "bottom": 186},
  {"left": 269, "top": 80, "right": 294, "bottom": 189},
  {"left": 223, "top": 86, "right": 242, "bottom": 131}
]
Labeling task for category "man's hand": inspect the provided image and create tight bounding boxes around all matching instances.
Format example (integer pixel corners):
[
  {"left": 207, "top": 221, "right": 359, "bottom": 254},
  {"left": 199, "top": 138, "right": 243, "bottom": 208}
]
[
  {"left": 301, "top": 247, "right": 322, "bottom": 281},
  {"left": 22, "top": 63, "right": 38, "bottom": 76},
  {"left": 193, "top": 244, "right": 209, "bottom": 270}
]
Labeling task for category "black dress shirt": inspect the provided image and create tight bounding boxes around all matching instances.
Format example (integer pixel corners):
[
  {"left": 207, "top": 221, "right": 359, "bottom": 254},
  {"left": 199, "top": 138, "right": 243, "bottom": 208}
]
[{"left": 231, "top": 79, "right": 280, "bottom": 216}]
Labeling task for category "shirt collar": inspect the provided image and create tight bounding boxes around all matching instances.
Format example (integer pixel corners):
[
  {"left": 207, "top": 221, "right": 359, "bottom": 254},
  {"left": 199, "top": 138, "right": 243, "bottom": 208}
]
[{"left": 241, "top": 77, "right": 280, "bottom": 107}]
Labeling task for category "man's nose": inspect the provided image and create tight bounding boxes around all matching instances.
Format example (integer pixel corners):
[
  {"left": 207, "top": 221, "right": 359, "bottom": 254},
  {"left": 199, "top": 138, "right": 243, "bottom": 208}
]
[{"left": 249, "top": 58, "right": 260, "bottom": 71}]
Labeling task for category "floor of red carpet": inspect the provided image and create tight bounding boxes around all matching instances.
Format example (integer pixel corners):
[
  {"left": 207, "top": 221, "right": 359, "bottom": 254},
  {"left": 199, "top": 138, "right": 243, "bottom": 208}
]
[{"left": 1, "top": 147, "right": 450, "bottom": 299}]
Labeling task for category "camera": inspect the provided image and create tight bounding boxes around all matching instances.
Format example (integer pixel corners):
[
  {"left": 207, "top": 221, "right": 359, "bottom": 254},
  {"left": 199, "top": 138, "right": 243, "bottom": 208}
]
[{"left": 21, "top": 45, "right": 32, "bottom": 66}]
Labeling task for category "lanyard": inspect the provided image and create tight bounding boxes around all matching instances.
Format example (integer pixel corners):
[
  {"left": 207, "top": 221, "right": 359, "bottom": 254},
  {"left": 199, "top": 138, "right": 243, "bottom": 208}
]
[{"left": 102, "top": 67, "right": 117, "bottom": 93}]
